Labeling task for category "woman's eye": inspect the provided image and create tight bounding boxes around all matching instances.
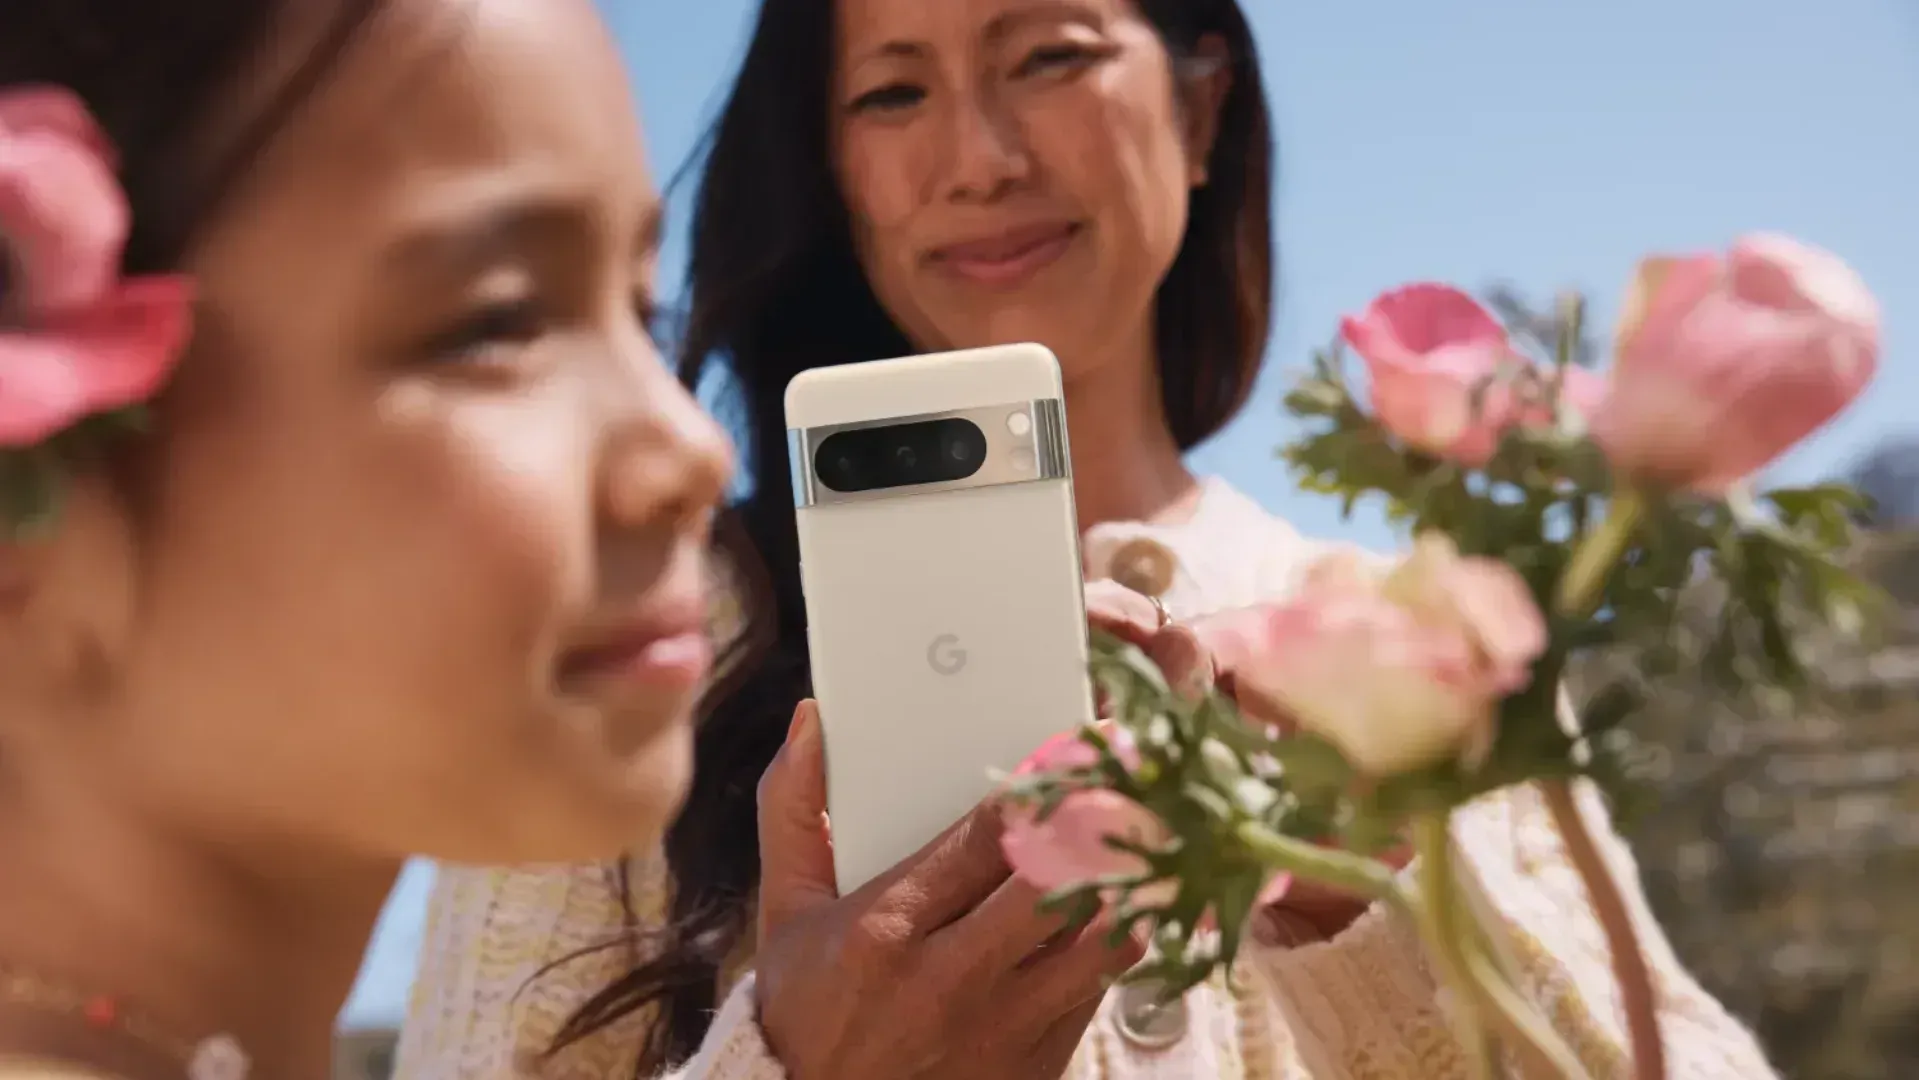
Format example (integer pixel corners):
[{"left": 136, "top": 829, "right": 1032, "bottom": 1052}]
[
  {"left": 1014, "top": 43, "right": 1098, "bottom": 78},
  {"left": 850, "top": 82, "right": 925, "bottom": 114},
  {"left": 430, "top": 299, "right": 544, "bottom": 363}
]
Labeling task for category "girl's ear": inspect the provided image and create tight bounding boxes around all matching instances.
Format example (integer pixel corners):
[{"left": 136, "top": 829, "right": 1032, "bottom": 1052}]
[{"left": 0, "top": 480, "right": 141, "bottom": 732}]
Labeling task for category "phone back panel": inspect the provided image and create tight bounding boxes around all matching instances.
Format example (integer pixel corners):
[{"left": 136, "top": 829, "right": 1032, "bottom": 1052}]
[{"left": 786, "top": 344, "right": 1094, "bottom": 895}]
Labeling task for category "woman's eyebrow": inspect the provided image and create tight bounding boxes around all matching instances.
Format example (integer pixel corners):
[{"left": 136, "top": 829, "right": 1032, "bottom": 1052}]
[
  {"left": 848, "top": 2, "right": 1101, "bottom": 67},
  {"left": 983, "top": 1, "right": 1103, "bottom": 44}
]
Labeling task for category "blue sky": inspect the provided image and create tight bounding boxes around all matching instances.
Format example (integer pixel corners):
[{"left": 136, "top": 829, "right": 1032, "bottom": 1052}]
[{"left": 339, "top": 0, "right": 1918, "bottom": 1029}]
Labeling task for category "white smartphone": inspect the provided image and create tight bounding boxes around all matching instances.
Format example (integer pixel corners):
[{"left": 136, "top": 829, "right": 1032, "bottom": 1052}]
[{"left": 785, "top": 343, "right": 1096, "bottom": 895}]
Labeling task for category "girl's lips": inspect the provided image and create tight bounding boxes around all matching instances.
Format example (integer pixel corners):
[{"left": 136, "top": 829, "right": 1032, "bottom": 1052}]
[
  {"left": 931, "top": 223, "right": 1082, "bottom": 287},
  {"left": 584, "top": 630, "right": 712, "bottom": 691},
  {"left": 561, "top": 608, "right": 713, "bottom": 693}
]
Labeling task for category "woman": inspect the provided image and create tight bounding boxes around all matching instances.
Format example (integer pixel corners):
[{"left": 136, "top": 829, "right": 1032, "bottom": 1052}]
[
  {"left": 404, "top": 0, "right": 1781, "bottom": 1077},
  {"left": 0, "top": 0, "right": 903, "bottom": 1077}
]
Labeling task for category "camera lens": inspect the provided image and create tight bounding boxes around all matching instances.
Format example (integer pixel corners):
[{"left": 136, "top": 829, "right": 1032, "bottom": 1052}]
[
  {"left": 813, "top": 419, "right": 985, "bottom": 493},
  {"left": 937, "top": 420, "right": 987, "bottom": 477},
  {"left": 814, "top": 433, "right": 870, "bottom": 493}
]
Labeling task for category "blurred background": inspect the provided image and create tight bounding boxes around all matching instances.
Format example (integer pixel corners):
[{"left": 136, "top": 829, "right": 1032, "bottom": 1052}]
[{"left": 331, "top": 1, "right": 1919, "bottom": 1077}]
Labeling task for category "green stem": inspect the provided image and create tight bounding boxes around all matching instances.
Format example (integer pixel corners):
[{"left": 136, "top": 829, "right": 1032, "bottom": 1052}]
[
  {"left": 1555, "top": 487, "right": 1645, "bottom": 616},
  {"left": 1454, "top": 910, "right": 1596, "bottom": 1080},
  {"left": 1554, "top": 291, "right": 1585, "bottom": 372},
  {"left": 1550, "top": 488, "right": 1667, "bottom": 1080},
  {"left": 1412, "top": 815, "right": 1500, "bottom": 1080},
  {"left": 1234, "top": 820, "right": 1409, "bottom": 911}
]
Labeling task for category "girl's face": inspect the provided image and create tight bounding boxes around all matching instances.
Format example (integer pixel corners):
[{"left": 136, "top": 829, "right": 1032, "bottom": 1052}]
[{"left": 0, "top": 0, "right": 733, "bottom": 864}]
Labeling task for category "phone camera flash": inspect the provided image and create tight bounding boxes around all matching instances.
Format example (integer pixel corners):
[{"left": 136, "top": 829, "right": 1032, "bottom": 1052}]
[{"left": 1005, "top": 410, "right": 1032, "bottom": 437}]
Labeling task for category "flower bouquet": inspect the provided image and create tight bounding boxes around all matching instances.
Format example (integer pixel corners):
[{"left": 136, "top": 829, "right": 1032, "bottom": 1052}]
[{"left": 999, "top": 235, "right": 1884, "bottom": 1080}]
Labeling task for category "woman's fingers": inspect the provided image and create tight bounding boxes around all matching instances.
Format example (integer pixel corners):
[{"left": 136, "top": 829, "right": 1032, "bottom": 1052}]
[
  {"left": 1025, "top": 994, "right": 1107, "bottom": 1072},
  {"left": 933, "top": 871, "right": 1071, "bottom": 976},
  {"left": 1015, "top": 909, "right": 1147, "bottom": 1012},
  {"left": 1157, "top": 605, "right": 1304, "bottom": 730},
  {"left": 1084, "top": 579, "right": 1164, "bottom": 645}
]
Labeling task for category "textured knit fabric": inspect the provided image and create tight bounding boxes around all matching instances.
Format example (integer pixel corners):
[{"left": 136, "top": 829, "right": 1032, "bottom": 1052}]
[{"left": 395, "top": 478, "right": 1779, "bottom": 1080}]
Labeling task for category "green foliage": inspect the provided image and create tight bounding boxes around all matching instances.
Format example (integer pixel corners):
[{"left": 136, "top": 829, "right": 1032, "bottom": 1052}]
[
  {"left": 0, "top": 407, "right": 150, "bottom": 541},
  {"left": 1281, "top": 339, "right": 1881, "bottom": 806},
  {"left": 1001, "top": 630, "right": 1306, "bottom": 995},
  {"left": 0, "top": 445, "right": 65, "bottom": 538},
  {"left": 1018, "top": 296, "right": 1884, "bottom": 994}
]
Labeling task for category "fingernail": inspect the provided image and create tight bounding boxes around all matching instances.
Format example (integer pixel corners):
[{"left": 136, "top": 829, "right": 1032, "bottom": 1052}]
[{"left": 787, "top": 699, "right": 817, "bottom": 745}]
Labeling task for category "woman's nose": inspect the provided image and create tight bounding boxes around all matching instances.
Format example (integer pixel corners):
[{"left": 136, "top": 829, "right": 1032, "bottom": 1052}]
[{"left": 941, "top": 92, "right": 1031, "bottom": 204}]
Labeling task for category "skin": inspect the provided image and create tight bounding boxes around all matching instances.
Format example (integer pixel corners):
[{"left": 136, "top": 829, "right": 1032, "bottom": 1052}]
[
  {"left": 830, "top": 0, "right": 1229, "bottom": 527},
  {"left": 0, "top": 0, "right": 729, "bottom": 1076},
  {"left": 751, "top": 584, "right": 1156, "bottom": 1080}
]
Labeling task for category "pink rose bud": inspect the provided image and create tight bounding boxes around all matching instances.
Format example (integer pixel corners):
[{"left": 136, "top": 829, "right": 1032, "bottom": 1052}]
[
  {"left": 1231, "top": 537, "right": 1547, "bottom": 777},
  {"left": 1000, "top": 728, "right": 1290, "bottom": 916},
  {"left": 1381, "top": 532, "right": 1547, "bottom": 696},
  {"left": 0, "top": 86, "right": 193, "bottom": 449},
  {"left": 1340, "top": 283, "right": 1531, "bottom": 466},
  {"left": 1000, "top": 728, "right": 1170, "bottom": 896},
  {"left": 1592, "top": 234, "right": 1879, "bottom": 495}
]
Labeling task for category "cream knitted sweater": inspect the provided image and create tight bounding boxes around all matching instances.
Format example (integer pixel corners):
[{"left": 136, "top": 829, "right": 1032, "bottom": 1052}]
[{"left": 395, "top": 479, "right": 1779, "bottom": 1080}]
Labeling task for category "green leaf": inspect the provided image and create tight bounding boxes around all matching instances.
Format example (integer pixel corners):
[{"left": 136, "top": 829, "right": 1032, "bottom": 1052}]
[
  {"left": 1571, "top": 678, "right": 1642, "bottom": 740},
  {"left": 0, "top": 449, "right": 65, "bottom": 540},
  {"left": 1264, "top": 734, "right": 1353, "bottom": 807},
  {"left": 1211, "top": 871, "right": 1259, "bottom": 975}
]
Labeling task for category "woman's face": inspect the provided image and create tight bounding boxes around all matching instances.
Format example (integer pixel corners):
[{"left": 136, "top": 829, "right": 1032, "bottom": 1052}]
[
  {"left": 0, "top": 0, "right": 733, "bottom": 864},
  {"left": 831, "top": 0, "right": 1227, "bottom": 384}
]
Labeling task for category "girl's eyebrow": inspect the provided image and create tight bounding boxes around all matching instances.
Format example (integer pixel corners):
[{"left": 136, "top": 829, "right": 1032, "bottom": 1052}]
[{"left": 380, "top": 192, "right": 664, "bottom": 277}]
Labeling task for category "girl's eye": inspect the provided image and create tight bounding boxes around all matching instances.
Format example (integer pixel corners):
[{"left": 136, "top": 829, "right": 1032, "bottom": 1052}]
[
  {"left": 634, "top": 295, "right": 666, "bottom": 345},
  {"left": 850, "top": 82, "right": 925, "bottom": 114},
  {"left": 1013, "top": 43, "right": 1099, "bottom": 79},
  {"left": 430, "top": 299, "right": 543, "bottom": 363}
]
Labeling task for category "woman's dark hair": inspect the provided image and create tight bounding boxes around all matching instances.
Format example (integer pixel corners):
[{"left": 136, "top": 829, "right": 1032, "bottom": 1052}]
[
  {"left": 0, "top": 2, "right": 384, "bottom": 279},
  {"left": 551, "top": 0, "right": 1274, "bottom": 1069}
]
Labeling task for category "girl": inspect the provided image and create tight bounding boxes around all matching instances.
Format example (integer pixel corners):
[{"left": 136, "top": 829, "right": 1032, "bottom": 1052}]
[{"left": 0, "top": 0, "right": 915, "bottom": 1076}]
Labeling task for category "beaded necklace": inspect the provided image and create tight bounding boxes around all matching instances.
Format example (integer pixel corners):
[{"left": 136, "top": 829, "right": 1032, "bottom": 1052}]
[{"left": 0, "top": 965, "right": 248, "bottom": 1080}]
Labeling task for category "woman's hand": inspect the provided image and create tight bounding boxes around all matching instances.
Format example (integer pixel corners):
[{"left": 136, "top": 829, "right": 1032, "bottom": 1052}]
[
  {"left": 752, "top": 698, "right": 1146, "bottom": 1080},
  {"left": 1083, "top": 588, "right": 1413, "bottom": 944}
]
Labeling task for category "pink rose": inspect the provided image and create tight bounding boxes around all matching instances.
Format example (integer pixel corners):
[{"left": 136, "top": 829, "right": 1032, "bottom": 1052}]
[
  {"left": 1340, "top": 284, "right": 1530, "bottom": 466},
  {"left": 0, "top": 86, "right": 193, "bottom": 448},
  {"left": 1382, "top": 532, "right": 1547, "bottom": 695},
  {"left": 1000, "top": 729, "right": 1168, "bottom": 895},
  {"left": 1000, "top": 727, "right": 1290, "bottom": 913},
  {"left": 1230, "top": 537, "right": 1546, "bottom": 776},
  {"left": 1528, "top": 365, "right": 1606, "bottom": 431},
  {"left": 1592, "top": 235, "right": 1878, "bottom": 496}
]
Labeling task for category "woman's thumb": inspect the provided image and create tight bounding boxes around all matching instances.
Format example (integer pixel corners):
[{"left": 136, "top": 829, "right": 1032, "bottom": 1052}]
[{"left": 757, "top": 699, "right": 838, "bottom": 935}]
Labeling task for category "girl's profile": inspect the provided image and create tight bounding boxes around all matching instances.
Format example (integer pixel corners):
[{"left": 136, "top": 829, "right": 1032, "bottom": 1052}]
[{"left": 0, "top": 0, "right": 734, "bottom": 1076}]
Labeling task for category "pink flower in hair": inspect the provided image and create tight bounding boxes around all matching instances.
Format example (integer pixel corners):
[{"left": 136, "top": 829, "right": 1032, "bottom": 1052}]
[{"left": 0, "top": 85, "right": 192, "bottom": 449}]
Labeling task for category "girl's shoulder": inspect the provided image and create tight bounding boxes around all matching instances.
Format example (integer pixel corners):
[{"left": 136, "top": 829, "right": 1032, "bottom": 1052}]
[{"left": 0, "top": 1060, "right": 125, "bottom": 1080}]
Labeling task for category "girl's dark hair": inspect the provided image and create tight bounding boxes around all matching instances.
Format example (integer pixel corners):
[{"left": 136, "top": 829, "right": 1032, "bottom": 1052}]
[
  {"left": 0, "top": 2, "right": 384, "bottom": 279},
  {"left": 551, "top": 0, "right": 1274, "bottom": 1069}
]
